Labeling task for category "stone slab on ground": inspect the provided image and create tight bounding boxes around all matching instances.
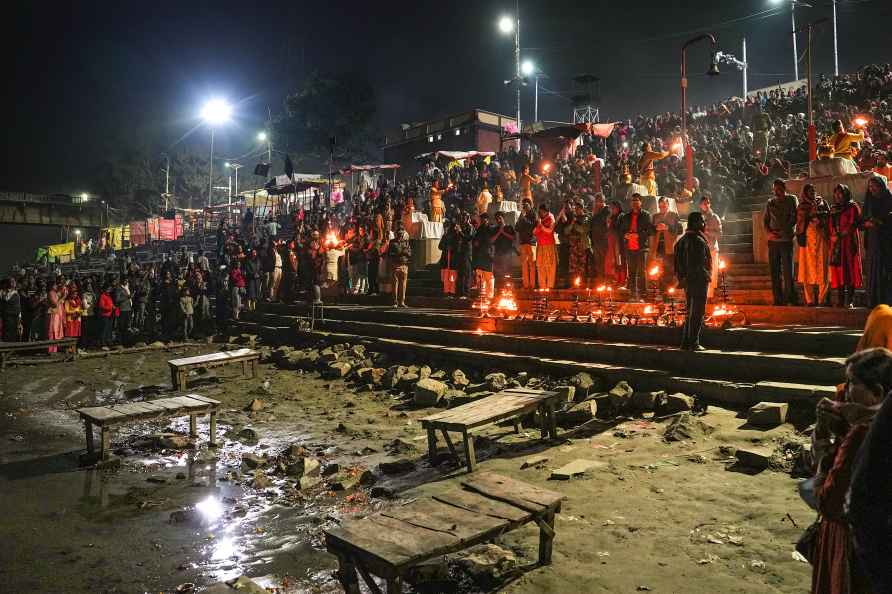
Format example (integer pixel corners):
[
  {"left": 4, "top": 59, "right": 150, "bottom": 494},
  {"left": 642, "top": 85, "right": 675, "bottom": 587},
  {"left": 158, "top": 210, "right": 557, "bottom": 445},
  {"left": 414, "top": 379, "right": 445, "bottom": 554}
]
[
  {"left": 735, "top": 448, "right": 771, "bottom": 470},
  {"left": 415, "top": 378, "right": 448, "bottom": 406},
  {"left": 520, "top": 455, "right": 550, "bottom": 469},
  {"left": 747, "top": 402, "right": 789, "bottom": 427},
  {"left": 550, "top": 459, "right": 605, "bottom": 480}
]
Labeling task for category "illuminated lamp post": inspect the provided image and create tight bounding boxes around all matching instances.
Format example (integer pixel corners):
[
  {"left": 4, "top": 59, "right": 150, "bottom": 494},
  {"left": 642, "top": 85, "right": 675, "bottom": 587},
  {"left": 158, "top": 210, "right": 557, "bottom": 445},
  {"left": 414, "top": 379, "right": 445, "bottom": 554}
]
[
  {"left": 681, "top": 34, "right": 720, "bottom": 191},
  {"left": 201, "top": 98, "right": 233, "bottom": 208}
]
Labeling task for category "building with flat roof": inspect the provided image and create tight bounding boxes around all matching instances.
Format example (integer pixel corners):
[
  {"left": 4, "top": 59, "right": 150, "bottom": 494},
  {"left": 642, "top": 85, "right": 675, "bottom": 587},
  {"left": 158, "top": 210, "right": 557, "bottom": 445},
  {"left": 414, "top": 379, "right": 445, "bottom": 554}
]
[{"left": 382, "top": 109, "right": 516, "bottom": 177}]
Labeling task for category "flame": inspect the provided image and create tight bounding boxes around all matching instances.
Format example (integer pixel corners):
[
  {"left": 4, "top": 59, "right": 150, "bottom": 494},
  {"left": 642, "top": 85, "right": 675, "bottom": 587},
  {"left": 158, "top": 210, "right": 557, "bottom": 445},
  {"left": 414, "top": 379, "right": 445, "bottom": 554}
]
[
  {"left": 718, "top": 259, "right": 727, "bottom": 271},
  {"left": 712, "top": 304, "right": 737, "bottom": 317},
  {"left": 668, "top": 287, "right": 676, "bottom": 295},
  {"left": 853, "top": 116, "right": 869, "bottom": 128},
  {"left": 649, "top": 265, "right": 661, "bottom": 277},
  {"left": 324, "top": 232, "right": 339, "bottom": 247},
  {"left": 596, "top": 285, "right": 606, "bottom": 293},
  {"left": 496, "top": 296, "right": 518, "bottom": 311},
  {"left": 542, "top": 162, "right": 552, "bottom": 173},
  {"left": 643, "top": 305, "right": 653, "bottom": 315},
  {"left": 574, "top": 277, "right": 581, "bottom": 287}
]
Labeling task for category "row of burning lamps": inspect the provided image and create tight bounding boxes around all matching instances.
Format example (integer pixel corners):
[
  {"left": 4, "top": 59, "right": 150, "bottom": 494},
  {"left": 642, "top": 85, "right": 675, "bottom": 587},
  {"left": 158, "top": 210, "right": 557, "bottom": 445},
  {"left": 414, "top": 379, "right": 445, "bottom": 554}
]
[{"left": 476, "top": 258, "right": 734, "bottom": 328}]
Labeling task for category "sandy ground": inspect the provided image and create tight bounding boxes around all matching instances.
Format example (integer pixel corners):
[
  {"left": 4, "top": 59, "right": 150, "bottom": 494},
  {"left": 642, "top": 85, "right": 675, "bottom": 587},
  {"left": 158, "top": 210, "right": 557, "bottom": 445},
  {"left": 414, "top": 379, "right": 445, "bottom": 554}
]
[{"left": 0, "top": 343, "right": 813, "bottom": 594}]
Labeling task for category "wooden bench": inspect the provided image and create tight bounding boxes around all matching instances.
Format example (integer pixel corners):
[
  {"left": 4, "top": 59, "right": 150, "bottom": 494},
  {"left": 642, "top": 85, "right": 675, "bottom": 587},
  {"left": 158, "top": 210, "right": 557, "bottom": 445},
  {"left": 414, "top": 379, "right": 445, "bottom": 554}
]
[
  {"left": 168, "top": 348, "right": 258, "bottom": 391},
  {"left": 76, "top": 394, "right": 221, "bottom": 461},
  {"left": 0, "top": 338, "right": 79, "bottom": 370},
  {"left": 325, "top": 472, "right": 562, "bottom": 594},
  {"left": 421, "top": 388, "right": 561, "bottom": 472}
]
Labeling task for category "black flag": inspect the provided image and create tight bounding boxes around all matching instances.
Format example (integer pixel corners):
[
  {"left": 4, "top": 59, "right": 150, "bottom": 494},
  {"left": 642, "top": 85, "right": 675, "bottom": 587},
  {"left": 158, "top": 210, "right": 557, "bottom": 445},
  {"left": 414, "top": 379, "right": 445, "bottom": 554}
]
[{"left": 284, "top": 154, "right": 294, "bottom": 180}]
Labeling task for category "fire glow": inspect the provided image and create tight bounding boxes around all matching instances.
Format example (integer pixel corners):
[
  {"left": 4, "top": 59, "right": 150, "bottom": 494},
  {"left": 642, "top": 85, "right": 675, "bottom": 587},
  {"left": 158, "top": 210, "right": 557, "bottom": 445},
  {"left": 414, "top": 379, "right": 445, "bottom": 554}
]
[{"left": 324, "top": 232, "right": 339, "bottom": 247}]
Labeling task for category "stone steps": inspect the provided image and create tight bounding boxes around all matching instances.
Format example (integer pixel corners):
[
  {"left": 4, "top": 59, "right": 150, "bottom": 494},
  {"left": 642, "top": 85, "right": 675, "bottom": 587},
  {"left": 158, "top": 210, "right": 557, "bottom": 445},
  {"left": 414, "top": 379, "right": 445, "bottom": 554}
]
[
  {"left": 252, "top": 304, "right": 861, "bottom": 356},
  {"left": 233, "top": 317, "right": 836, "bottom": 408}
]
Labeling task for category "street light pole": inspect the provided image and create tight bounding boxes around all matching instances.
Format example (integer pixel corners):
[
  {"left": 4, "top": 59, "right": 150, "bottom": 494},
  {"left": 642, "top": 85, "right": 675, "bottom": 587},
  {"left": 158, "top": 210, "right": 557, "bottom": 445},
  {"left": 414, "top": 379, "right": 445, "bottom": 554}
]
[
  {"left": 681, "top": 33, "right": 719, "bottom": 191},
  {"left": 534, "top": 75, "right": 539, "bottom": 123},
  {"left": 806, "top": 18, "right": 830, "bottom": 161},
  {"left": 514, "top": 0, "right": 521, "bottom": 137},
  {"left": 791, "top": 3, "right": 799, "bottom": 81},
  {"left": 832, "top": 0, "right": 839, "bottom": 76},
  {"left": 207, "top": 128, "right": 215, "bottom": 209}
]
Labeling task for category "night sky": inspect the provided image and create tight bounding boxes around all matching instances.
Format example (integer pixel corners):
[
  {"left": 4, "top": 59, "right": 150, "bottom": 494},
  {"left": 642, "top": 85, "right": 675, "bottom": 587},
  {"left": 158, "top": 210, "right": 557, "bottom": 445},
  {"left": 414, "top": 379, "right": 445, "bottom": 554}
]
[{"left": 2, "top": 0, "right": 890, "bottom": 197}]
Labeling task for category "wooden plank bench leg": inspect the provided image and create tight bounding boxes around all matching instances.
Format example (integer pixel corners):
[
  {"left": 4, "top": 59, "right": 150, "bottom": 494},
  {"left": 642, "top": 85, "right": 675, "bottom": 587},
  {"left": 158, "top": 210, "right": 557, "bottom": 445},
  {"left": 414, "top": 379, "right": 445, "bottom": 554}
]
[
  {"left": 354, "top": 559, "right": 383, "bottom": 594},
  {"left": 538, "top": 509, "right": 556, "bottom": 565},
  {"left": 241, "top": 360, "right": 248, "bottom": 377},
  {"left": 426, "top": 427, "right": 437, "bottom": 463},
  {"left": 439, "top": 428, "right": 459, "bottom": 464},
  {"left": 462, "top": 430, "right": 477, "bottom": 473},
  {"left": 84, "top": 421, "right": 95, "bottom": 456},
  {"left": 208, "top": 411, "right": 218, "bottom": 447},
  {"left": 538, "top": 405, "right": 549, "bottom": 440},
  {"left": 513, "top": 419, "right": 521, "bottom": 434},
  {"left": 250, "top": 358, "right": 258, "bottom": 378},
  {"left": 386, "top": 577, "right": 402, "bottom": 594},
  {"left": 546, "top": 402, "right": 558, "bottom": 439},
  {"left": 100, "top": 426, "right": 111, "bottom": 461},
  {"left": 189, "top": 414, "right": 197, "bottom": 438},
  {"left": 334, "top": 553, "right": 361, "bottom": 594},
  {"left": 170, "top": 366, "right": 178, "bottom": 390}
]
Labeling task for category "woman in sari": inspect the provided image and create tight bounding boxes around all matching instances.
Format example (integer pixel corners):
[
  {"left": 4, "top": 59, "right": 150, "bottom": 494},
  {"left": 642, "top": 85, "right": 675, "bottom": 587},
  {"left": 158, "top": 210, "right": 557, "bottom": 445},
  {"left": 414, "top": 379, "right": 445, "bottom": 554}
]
[
  {"left": 863, "top": 176, "right": 892, "bottom": 308},
  {"left": 796, "top": 184, "right": 831, "bottom": 306},
  {"left": 63, "top": 285, "right": 83, "bottom": 344},
  {"left": 829, "top": 184, "right": 863, "bottom": 309},
  {"left": 46, "top": 280, "right": 66, "bottom": 352},
  {"left": 606, "top": 200, "right": 626, "bottom": 287}
]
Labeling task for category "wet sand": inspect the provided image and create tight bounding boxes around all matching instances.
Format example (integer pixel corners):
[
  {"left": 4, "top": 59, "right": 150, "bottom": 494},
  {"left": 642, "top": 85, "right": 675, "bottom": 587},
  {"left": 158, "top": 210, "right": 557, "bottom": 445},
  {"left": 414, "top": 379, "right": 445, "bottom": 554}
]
[{"left": 0, "top": 345, "right": 812, "bottom": 593}]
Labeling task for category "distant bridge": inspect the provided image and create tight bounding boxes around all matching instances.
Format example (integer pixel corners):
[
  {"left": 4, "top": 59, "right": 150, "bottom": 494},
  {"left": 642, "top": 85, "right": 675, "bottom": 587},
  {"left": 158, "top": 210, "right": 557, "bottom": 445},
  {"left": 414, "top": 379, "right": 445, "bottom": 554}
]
[{"left": 0, "top": 192, "right": 104, "bottom": 228}]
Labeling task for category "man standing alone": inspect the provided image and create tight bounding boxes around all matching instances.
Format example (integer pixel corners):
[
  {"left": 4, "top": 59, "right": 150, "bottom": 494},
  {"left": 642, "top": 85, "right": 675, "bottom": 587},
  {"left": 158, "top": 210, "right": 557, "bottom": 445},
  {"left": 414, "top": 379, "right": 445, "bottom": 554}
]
[
  {"left": 674, "top": 212, "right": 712, "bottom": 351},
  {"left": 764, "top": 179, "right": 799, "bottom": 305}
]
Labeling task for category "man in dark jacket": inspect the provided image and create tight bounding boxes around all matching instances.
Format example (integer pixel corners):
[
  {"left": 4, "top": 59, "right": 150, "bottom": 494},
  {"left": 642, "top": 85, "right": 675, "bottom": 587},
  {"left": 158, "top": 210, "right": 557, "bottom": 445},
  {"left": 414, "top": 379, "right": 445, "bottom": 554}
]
[
  {"left": 619, "top": 193, "right": 654, "bottom": 301},
  {"left": 590, "top": 193, "right": 610, "bottom": 283},
  {"left": 674, "top": 211, "right": 713, "bottom": 351},
  {"left": 764, "top": 179, "right": 799, "bottom": 305},
  {"left": 455, "top": 211, "right": 474, "bottom": 299},
  {"left": 472, "top": 213, "right": 496, "bottom": 299}
]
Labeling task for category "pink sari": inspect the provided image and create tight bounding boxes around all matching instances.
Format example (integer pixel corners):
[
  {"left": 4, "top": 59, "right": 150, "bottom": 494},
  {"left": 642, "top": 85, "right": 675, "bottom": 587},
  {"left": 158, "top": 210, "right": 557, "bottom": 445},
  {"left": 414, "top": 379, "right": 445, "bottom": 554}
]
[{"left": 47, "top": 289, "right": 65, "bottom": 352}]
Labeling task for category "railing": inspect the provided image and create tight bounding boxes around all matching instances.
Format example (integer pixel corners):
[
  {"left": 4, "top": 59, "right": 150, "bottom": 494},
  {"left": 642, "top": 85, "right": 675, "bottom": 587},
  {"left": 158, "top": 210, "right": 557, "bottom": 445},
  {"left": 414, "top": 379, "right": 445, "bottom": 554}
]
[{"left": 0, "top": 192, "right": 93, "bottom": 207}]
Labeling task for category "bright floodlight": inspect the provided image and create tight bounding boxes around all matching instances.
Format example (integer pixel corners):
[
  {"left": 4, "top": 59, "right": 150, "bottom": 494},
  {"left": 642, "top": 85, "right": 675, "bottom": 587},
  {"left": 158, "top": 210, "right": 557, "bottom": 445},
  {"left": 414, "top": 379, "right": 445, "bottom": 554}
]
[
  {"left": 257, "top": 131, "right": 268, "bottom": 141},
  {"left": 498, "top": 16, "right": 514, "bottom": 34},
  {"left": 201, "top": 98, "right": 232, "bottom": 125},
  {"left": 80, "top": 193, "right": 88, "bottom": 200},
  {"left": 521, "top": 60, "right": 535, "bottom": 76},
  {"left": 225, "top": 162, "right": 231, "bottom": 168}
]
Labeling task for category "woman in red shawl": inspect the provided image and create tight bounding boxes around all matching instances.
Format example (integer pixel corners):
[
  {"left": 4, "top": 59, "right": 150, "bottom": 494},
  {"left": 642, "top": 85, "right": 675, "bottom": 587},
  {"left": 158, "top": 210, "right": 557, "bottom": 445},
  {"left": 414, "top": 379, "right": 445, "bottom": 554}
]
[
  {"left": 63, "top": 285, "right": 83, "bottom": 341},
  {"left": 810, "top": 347, "right": 891, "bottom": 594},
  {"left": 829, "top": 184, "right": 863, "bottom": 308}
]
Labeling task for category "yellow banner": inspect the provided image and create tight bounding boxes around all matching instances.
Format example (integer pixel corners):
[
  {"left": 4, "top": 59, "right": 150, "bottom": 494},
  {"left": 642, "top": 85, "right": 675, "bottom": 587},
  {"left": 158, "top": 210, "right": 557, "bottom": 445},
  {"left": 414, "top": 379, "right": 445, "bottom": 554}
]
[{"left": 46, "top": 242, "right": 75, "bottom": 258}]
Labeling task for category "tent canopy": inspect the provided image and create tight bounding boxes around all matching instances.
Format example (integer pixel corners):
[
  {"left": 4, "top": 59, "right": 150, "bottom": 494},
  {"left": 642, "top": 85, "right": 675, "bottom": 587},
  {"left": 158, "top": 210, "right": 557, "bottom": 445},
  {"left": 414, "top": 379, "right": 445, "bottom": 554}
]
[
  {"left": 415, "top": 150, "right": 496, "bottom": 161},
  {"left": 264, "top": 173, "right": 329, "bottom": 195},
  {"left": 340, "top": 164, "right": 400, "bottom": 173}
]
